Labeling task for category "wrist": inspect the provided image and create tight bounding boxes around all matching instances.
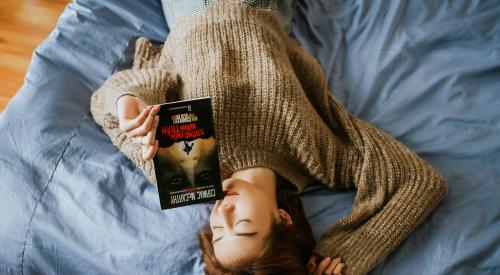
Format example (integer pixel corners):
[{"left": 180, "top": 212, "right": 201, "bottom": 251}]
[{"left": 116, "top": 95, "right": 138, "bottom": 106}]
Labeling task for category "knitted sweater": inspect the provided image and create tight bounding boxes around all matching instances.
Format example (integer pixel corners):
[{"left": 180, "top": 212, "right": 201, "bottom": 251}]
[{"left": 90, "top": 1, "right": 448, "bottom": 274}]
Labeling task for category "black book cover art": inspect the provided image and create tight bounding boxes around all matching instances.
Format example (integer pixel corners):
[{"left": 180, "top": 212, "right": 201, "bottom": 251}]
[{"left": 152, "top": 97, "right": 223, "bottom": 209}]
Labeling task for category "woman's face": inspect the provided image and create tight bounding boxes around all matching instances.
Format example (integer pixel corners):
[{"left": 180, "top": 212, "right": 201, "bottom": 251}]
[{"left": 209, "top": 176, "right": 279, "bottom": 265}]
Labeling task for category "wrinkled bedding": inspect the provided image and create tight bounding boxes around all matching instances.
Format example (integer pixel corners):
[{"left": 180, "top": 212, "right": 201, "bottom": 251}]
[{"left": 0, "top": 0, "right": 499, "bottom": 274}]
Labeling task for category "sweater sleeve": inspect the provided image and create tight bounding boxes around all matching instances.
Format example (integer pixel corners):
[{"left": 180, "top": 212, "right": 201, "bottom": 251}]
[
  {"left": 89, "top": 47, "right": 178, "bottom": 186},
  {"left": 285, "top": 38, "right": 448, "bottom": 275},
  {"left": 284, "top": 37, "right": 363, "bottom": 150}
]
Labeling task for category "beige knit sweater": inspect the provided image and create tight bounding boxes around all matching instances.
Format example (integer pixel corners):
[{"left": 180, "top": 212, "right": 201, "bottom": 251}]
[{"left": 90, "top": 1, "right": 448, "bottom": 274}]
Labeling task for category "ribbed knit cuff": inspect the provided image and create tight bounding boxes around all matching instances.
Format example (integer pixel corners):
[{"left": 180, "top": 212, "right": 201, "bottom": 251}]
[
  {"left": 313, "top": 176, "right": 447, "bottom": 275},
  {"left": 132, "top": 37, "right": 164, "bottom": 70},
  {"left": 102, "top": 66, "right": 174, "bottom": 116},
  {"left": 106, "top": 73, "right": 157, "bottom": 115}
]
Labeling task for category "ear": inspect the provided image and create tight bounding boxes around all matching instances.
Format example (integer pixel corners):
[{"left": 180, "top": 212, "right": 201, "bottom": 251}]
[{"left": 277, "top": 209, "right": 293, "bottom": 225}]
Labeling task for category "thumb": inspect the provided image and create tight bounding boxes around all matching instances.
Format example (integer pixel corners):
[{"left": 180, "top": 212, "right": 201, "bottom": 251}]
[{"left": 142, "top": 140, "right": 159, "bottom": 160}]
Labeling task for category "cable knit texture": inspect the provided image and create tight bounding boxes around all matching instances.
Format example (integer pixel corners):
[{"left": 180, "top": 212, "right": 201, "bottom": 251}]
[{"left": 90, "top": 1, "right": 448, "bottom": 274}]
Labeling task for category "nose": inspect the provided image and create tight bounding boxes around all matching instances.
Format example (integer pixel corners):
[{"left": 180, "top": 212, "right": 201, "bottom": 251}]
[{"left": 218, "top": 203, "right": 235, "bottom": 214}]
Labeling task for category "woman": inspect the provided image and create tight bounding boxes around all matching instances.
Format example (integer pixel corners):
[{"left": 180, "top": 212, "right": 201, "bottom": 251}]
[
  {"left": 199, "top": 167, "right": 345, "bottom": 275},
  {"left": 90, "top": 0, "right": 448, "bottom": 274}
]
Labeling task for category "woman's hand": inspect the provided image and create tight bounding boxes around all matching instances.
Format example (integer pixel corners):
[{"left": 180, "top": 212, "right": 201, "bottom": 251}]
[
  {"left": 308, "top": 255, "right": 345, "bottom": 275},
  {"left": 116, "top": 95, "right": 160, "bottom": 160}
]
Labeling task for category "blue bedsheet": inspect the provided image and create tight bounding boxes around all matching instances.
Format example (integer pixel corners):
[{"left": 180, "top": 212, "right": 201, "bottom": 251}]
[{"left": 1, "top": 0, "right": 499, "bottom": 274}]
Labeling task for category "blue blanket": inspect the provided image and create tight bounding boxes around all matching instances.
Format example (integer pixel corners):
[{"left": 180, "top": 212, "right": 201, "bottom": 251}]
[{"left": 1, "top": 0, "right": 499, "bottom": 274}]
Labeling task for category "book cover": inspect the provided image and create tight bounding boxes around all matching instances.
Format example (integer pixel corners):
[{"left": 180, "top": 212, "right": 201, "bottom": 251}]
[{"left": 152, "top": 97, "right": 223, "bottom": 209}]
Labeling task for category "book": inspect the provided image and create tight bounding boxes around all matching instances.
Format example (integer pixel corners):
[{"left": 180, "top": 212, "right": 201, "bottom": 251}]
[{"left": 152, "top": 97, "right": 223, "bottom": 209}]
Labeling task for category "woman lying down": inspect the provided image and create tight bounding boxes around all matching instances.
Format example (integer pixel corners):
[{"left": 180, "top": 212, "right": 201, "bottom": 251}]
[{"left": 90, "top": 0, "right": 448, "bottom": 274}]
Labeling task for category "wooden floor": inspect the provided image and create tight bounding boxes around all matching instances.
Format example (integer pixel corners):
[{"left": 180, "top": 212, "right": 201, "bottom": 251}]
[{"left": 0, "top": 0, "right": 69, "bottom": 112}]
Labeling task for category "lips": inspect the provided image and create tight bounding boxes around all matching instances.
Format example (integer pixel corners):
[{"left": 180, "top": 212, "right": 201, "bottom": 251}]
[{"left": 223, "top": 190, "right": 238, "bottom": 196}]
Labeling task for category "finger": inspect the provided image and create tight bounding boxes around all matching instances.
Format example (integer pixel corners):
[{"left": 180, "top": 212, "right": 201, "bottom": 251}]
[
  {"left": 324, "top": 258, "right": 342, "bottom": 275},
  {"left": 131, "top": 116, "right": 159, "bottom": 146},
  {"left": 152, "top": 115, "right": 159, "bottom": 130},
  {"left": 142, "top": 140, "right": 159, "bottom": 160},
  {"left": 309, "top": 255, "right": 321, "bottom": 262},
  {"left": 307, "top": 260, "right": 316, "bottom": 273},
  {"left": 149, "top": 115, "right": 160, "bottom": 137},
  {"left": 120, "top": 106, "right": 151, "bottom": 132},
  {"left": 127, "top": 106, "right": 156, "bottom": 137},
  {"left": 127, "top": 105, "right": 160, "bottom": 137},
  {"left": 333, "top": 263, "right": 345, "bottom": 275},
  {"left": 313, "top": 257, "right": 331, "bottom": 275},
  {"left": 308, "top": 255, "right": 320, "bottom": 273},
  {"left": 147, "top": 116, "right": 160, "bottom": 144},
  {"left": 142, "top": 130, "right": 156, "bottom": 146}
]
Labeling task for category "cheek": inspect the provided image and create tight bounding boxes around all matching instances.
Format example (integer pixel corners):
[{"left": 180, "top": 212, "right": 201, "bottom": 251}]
[
  {"left": 234, "top": 199, "right": 254, "bottom": 216},
  {"left": 209, "top": 208, "right": 217, "bottom": 225},
  {"left": 237, "top": 200, "right": 270, "bottom": 222}
]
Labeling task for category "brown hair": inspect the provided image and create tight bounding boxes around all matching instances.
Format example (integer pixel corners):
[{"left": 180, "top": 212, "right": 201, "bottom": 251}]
[{"left": 198, "top": 175, "right": 315, "bottom": 275}]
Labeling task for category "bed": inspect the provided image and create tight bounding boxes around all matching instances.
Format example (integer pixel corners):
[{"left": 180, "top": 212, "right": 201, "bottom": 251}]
[{"left": 1, "top": 0, "right": 499, "bottom": 274}]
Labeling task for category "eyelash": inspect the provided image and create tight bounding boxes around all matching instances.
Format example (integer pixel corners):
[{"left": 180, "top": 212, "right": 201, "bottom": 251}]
[{"left": 212, "top": 219, "right": 250, "bottom": 230}]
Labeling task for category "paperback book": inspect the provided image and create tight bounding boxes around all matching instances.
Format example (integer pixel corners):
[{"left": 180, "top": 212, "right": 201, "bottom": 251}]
[{"left": 152, "top": 97, "right": 223, "bottom": 209}]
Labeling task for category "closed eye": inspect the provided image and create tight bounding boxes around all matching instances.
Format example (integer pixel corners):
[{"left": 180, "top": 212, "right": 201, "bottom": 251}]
[
  {"left": 212, "top": 219, "right": 252, "bottom": 230},
  {"left": 236, "top": 219, "right": 251, "bottom": 225},
  {"left": 212, "top": 232, "right": 258, "bottom": 244},
  {"left": 211, "top": 219, "right": 255, "bottom": 244}
]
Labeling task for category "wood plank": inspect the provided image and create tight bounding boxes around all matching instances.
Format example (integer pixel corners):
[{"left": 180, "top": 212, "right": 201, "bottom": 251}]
[{"left": 0, "top": 0, "right": 69, "bottom": 113}]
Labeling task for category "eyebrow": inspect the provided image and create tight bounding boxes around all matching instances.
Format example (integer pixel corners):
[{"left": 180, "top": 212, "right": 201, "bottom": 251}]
[{"left": 212, "top": 232, "right": 258, "bottom": 244}]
